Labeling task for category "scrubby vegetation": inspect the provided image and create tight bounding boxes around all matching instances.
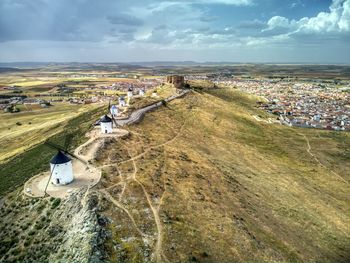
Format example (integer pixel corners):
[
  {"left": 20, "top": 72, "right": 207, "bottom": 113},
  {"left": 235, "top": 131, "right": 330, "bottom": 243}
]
[{"left": 0, "top": 189, "right": 106, "bottom": 263}]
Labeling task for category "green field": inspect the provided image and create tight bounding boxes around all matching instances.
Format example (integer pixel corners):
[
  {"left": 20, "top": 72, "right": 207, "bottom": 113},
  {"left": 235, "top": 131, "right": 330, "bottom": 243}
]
[
  {"left": 0, "top": 105, "right": 105, "bottom": 196},
  {"left": 0, "top": 103, "right": 102, "bottom": 163}
]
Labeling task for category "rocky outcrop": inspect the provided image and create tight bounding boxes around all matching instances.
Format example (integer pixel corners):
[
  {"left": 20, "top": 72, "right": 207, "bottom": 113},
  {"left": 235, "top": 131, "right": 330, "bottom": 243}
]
[
  {"left": 49, "top": 189, "right": 109, "bottom": 263},
  {"left": 0, "top": 188, "right": 109, "bottom": 263}
]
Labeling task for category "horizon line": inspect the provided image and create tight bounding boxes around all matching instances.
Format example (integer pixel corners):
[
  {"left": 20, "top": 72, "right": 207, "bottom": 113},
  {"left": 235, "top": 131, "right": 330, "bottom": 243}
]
[{"left": 1, "top": 61, "right": 350, "bottom": 66}]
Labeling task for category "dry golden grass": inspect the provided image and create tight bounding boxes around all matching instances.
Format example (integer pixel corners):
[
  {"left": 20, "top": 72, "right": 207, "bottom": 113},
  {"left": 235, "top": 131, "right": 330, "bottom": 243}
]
[{"left": 98, "top": 88, "right": 350, "bottom": 262}]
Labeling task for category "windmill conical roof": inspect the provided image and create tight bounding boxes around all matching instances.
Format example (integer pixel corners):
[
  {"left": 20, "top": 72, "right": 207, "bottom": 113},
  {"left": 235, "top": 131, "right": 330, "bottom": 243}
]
[
  {"left": 50, "top": 151, "right": 71, "bottom": 164},
  {"left": 100, "top": 115, "right": 112, "bottom": 123}
]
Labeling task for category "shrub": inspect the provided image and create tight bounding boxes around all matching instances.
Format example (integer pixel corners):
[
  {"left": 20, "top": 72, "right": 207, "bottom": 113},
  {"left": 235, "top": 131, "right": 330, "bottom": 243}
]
[
  {"left": 24, "top": 240, "right": 31, "bottom": 247},
  {"left": 35, "top": 223, "right": 43, "bottom": 230},
  {"left": 20, "top": 224, "right": 29, "bottom": 230},
  {"left": 51, "top": 198, "right": 61, "bottom": 209}
]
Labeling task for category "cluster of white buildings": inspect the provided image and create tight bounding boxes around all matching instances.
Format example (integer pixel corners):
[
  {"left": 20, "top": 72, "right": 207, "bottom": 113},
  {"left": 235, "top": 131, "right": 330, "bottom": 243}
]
[
  {"left": 214, "top": 78, "right": 350, "bottom": 131},
  {"left": 104, "top": 78, "right": 162, "bottom": 92}
]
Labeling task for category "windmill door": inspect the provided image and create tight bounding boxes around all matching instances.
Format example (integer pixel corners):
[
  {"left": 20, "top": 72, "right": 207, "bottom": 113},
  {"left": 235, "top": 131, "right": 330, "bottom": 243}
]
[{"left": 56, "top": 178, "right": 60, "bottom": 184}]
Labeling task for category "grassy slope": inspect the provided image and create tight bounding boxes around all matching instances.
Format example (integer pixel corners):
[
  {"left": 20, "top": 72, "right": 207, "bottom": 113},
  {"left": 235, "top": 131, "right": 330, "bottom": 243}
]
[
  {"left": 0, "top": 103, "right": 101, "bottom": 162},
  {"left": 99, "top": 88, "right": 350, "bottom": 262},
  {"left": 0, "top": 105, "right": 105, "bottom": 197}
]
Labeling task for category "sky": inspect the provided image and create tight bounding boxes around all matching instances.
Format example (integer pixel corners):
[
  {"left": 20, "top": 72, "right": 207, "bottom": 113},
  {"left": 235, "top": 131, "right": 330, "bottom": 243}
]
[{"left": 0, "top": 0, "right": 349, "bottom": 63}]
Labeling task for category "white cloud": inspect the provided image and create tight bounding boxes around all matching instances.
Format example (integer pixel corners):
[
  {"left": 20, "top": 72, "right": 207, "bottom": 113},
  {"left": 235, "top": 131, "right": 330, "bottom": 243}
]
[
  {"left": 267, "top": 16, "right": 290, "bottom": 29},
  {"left": 265, "top": 0, "right": 350, "bottom": 35}
]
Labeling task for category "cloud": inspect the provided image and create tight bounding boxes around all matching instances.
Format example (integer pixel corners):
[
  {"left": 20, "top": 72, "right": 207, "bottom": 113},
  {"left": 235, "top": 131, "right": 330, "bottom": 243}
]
[
  {"left": 107, "top": 13, "right": 143, "bottom": 26},
  {"left": 0, "top": 0, "right": 349, "bottom": 63},
  {"left": 192, "top": 0, "right": 253, "bottom": 5},
  {"left": 264, "top": 0, "right": 350, "bottom": 35},
  {"left": 0, "top": 0, "right": 118, "bottom": 42},
  {"left": 204, "top": 27, "right": 236, "bottom": 35},
  {"left": 149, "top": 0, "right": 254, "bottom": 6},
  {"left": 266, "top": 16, "right": 290, "bottom": 29},
  {"left": 200, "top": 16, "right": 219, "bottom": 22},
  {"left": 298, "top": 0, "right": 350, "bottom": 33},
  {"left": 237, "top": 19, "right": 265, "bottom": 29}
]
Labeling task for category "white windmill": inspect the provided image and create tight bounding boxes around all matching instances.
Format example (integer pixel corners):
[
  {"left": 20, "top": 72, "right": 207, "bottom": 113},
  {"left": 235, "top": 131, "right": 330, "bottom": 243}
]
[
  {"left": 43, "top": 136, "right": 87, "bottom": 195},
  {"left": 127, "top": 87, "right": 133, "bottom": 98},
  {"left": 100, "top": 115, "right": 113, "bottom": 134},
  {"left": 49, "top": 151, "right": 73, "bottom": 185},
  {"left": 139, "top": 87, "right": 145, "bottom": 97},
  {"left": 110, "top": 104, "right": 119, "bottom": 117},
  {"left": 119, "top": 96, "right": 126, "bottom": 107},
  {"left": 100, "top": 100, "right": 118, "bottom": 134}
]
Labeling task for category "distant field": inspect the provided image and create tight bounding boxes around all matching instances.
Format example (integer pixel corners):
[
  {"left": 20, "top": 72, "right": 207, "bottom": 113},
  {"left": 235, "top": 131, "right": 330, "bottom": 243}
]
[
  {"left": 0, "top": 105, "right": 105, "bottom": 196},
  {"left": 0, "top": 102, "right": 101, "bottom": 163},
  {"left": 0, "top": 73, "right": 138, "bottom": 89}
]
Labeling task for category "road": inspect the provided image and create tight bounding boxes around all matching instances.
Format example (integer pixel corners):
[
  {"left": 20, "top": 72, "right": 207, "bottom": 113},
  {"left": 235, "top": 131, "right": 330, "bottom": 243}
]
[{"left": 115, "top": 90, "right": 190, "bottom": 126}]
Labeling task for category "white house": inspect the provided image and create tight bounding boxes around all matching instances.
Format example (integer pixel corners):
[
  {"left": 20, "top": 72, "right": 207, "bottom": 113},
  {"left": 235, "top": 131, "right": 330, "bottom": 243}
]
[
  {"left": 50, "top": 151, "right": 74, "bottom": 185},
  {"left": 110, "top": 105, "right": 119, "bottom": 117},
  {"left": 100, "top": 115, "right": 113, "bottom": 133}
]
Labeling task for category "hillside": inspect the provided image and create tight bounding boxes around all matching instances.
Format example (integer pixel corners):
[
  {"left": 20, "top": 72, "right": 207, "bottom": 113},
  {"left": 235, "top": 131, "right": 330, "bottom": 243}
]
[
  {"left": 0, "top": 87, "right": 349, "bottom": 262},
  {"left": 94, "top": 88, "right": 349, "bottom": 262}
]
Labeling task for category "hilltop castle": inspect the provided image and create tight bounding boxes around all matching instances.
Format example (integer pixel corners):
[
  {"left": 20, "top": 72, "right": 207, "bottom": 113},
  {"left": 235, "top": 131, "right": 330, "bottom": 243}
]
[{"left": 166, "top": 75, "right": 185, "bottom": 89}]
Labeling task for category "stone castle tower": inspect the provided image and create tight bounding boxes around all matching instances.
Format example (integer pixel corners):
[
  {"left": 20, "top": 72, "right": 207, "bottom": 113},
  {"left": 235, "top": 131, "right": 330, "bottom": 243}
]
[{"left": 166, "top": 75, "right": 185, "bottom": 89}]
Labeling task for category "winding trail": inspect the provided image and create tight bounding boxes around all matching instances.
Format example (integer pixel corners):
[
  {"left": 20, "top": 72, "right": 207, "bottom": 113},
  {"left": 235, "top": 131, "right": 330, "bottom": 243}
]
[
  {"left": 118, "top": 120, "right": 187, "bottom": 166},
  {"left": 97, "top": 90, "right": 190, "bottom": 262},
  {"left": 100, "top": 189, "right": 145, "bottom": 237},
  {"left": 107, "top": 96, "right": 196, "bottom": 262},
  {"left": 300, "top": 133, "right": 348, "bottom": 184},
  {"left": 127, "top": 148, "right": 168, "bottom": 263},
  {"left": 108, "top": 122, "right": 187, "bottom": 262}
]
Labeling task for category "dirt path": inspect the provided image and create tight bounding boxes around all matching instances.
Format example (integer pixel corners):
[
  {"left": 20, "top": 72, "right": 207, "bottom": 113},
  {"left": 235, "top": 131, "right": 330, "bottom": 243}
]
[
  {"left": 23, "top": 128, "right": 128, "bottom": 198},
  {"left": 118, "top": 120, "right": 187, "bottom": 166},
  {"left": 95, "top": 91, "right": 193, "bottom": 261},
  {"left": 100, "top": 189, "right": 145, "bottom": 237},
  {"left": 103, "top": 110, "right": 190, "bottom": 262},
  {"left": 74, "top": 137, "right": 99, "bottom": 162},
  {"left": 300, "top": 133, "right": 348, "bottom": 184}
]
